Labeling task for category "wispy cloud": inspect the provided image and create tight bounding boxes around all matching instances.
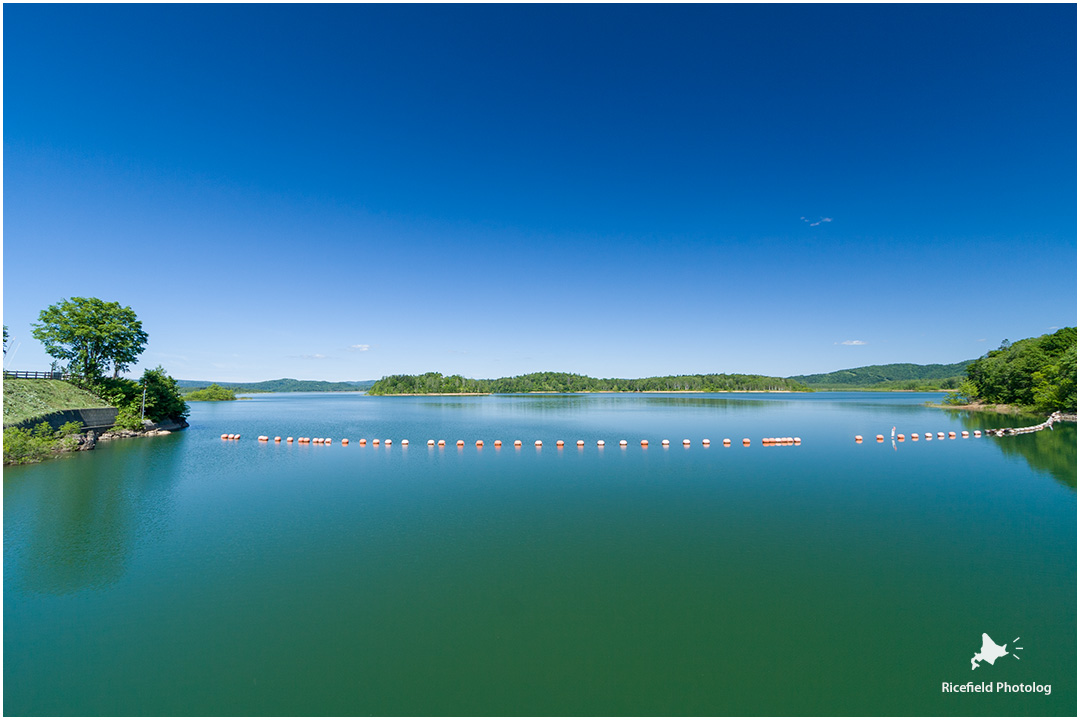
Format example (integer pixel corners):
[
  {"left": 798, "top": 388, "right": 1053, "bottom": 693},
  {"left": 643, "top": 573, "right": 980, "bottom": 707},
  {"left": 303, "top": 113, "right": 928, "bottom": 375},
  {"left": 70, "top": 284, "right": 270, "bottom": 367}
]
[
  {"left": 349, "top": 344, "right": 371, "bottom": 352},
  {"left": 977, "top": 338, "right": 987, "bottom": 342},
  {"left": 801, "top": 216, "right": 834, "bottom": 227},
  {"left": 289, "top": 353, "right": 329, "bottom": 359},
  {"left": 837, "top": 340, "right": 866, "bottom": 346}
]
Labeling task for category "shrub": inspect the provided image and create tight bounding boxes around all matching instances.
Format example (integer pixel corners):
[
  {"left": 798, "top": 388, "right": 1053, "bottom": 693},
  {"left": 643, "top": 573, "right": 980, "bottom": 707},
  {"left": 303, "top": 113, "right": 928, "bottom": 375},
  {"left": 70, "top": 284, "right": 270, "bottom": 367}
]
[{"left": 3, "top": 420, "right": 86, "bottom": 465}]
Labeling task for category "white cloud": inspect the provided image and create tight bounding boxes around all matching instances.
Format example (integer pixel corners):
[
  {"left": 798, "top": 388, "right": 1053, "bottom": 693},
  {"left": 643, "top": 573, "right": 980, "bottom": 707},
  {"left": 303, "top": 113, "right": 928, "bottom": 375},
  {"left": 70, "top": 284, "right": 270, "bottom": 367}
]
[
  {"left": 802, "top": 216, "right": 834, "bottom": 227},
  {"left": 838, "top": 340, "right": 866, "bottom": 346},
  {"left": 349, "top": 344, "right": 370, "bottom": 351}
]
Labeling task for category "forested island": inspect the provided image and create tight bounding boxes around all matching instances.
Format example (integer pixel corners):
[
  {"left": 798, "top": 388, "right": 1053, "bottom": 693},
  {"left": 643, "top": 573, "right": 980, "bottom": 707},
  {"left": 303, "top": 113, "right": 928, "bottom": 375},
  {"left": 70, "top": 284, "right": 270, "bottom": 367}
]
[
  {"left": 368, "top": 371, "right": 811, "bottom": 395},
  {"left": 184, "top": 383, "right": 237, "bottom": 401}
]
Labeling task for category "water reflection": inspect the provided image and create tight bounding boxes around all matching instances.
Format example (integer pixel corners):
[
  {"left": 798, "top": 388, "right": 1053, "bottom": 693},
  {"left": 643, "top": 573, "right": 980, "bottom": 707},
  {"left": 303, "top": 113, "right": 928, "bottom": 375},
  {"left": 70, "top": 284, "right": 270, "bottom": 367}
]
[
  {"left": 4, "top": 435, "right": 182, "bottom": 594},
  {"left": 947, "top": 410, "right": 1078, "bottom": 490}
]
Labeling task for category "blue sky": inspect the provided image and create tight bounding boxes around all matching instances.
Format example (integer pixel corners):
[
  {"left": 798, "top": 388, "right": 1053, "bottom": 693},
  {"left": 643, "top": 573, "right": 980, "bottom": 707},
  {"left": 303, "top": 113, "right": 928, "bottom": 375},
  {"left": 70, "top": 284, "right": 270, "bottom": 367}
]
[{"left": 4, "top": 4, "right": 1076, "bottom": 382}]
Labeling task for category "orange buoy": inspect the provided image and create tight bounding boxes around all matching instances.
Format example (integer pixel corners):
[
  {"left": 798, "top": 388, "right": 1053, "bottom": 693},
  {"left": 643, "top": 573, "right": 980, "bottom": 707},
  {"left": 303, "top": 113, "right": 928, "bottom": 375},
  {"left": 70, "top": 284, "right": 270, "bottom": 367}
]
[
  {"left": 358, "top": 438, "right": 367, "bottom": 445},
  {"left": 325, "top": 438, "right": 332, "bottom": 444},
  {"left": 437, "top": 439, "right": 445, "bottom": 446},
  {"left": 742, "top": 438, "right": 751, "bottom": 446},
  {"left": 910, "top": 433, "right": 918, "bottom": 441},
  {"left": 428, "top": 439, "right": 435, "bottom": 445},
  {"left": 514, "top": 440, "right": 522, "bottom": 447},
  {"left": 948, "top": 431, "right": 956, "bottom": 438},
  {"left": 683, "top": 439, "right": 691, "bottom": 445},
  {"left": 576, "top": 440, "right": 584, "bottom": 447},
  {"left": 476, "top": 440, "right": 484, "bottom": 447},
  {"left": 793, "top": 437, "right": 801, "bottom": 444},
  {"left": 494, "top": 440, "right": 503, "bottom": 447},
  {"left": 258, "top": 436, "right": 268, "bottom": 442},
  {"left": 661, "top": 439, "right": 669, "bottom": 446},
  {"left": 640, "top": 440, "right": 648, "bottom": 446},
  {"left": 597, "top": 440, "right": 605, "bottom": 447},
  {"left": 401, "top": 439, "right": 409, "bottom": 446},
  {"left": 702, "top": 439, "right": 710, "bottom": 445},
  {"left": 762, "top": 438, "right": 771, "bottom": 445},
  {"left": 372, "top": 439, "right": 380, "bottom": 446},
  {"left": 384, "top": 439, "right": 392, "bottom": 446},
  {"left": 221, "top": 434, "right": 229, "bottom": 440},
  {"left": 937, "top": 432, "right": 945, "bottom": 439},
  {"left": 961, "top": 431, "right": 969, "bottom": 438},
  {"left": 556, "top": 440, "right": 564, "bottom": 447},
  {"left": 275, "top": 436, "right": 281, "bottom": 443},
  {"left": 342, "top": 438, "right": 349, "bottom": 445},
  {"left": 973, "top": 431, "right": 981, "bottom": 437},
  {"left": 723, "top": 438, "right": 731, "bottom": 445},
  {"left": 925, "top": 433, "right": 932, "bottom": 440},
  {"left": 876, "top": 435, "right": 884, "bottom": 442},
  {"left": 855, "top": 435, "right": 863, "bottom": 443},
  {"left": 456, "top": 440, "right": 465, "bottom": 447},
  {"left": 897, "top": 434, "right": 905, "bottom": 442},
  {"left": 286, "top": 437, "right": 294, "bottom": 443},
  {"left": 619, "top": 440, "right": 627, "bottom": 446},
  {"left": 535, "top": 440, "right": 542, "bottom": 447}
]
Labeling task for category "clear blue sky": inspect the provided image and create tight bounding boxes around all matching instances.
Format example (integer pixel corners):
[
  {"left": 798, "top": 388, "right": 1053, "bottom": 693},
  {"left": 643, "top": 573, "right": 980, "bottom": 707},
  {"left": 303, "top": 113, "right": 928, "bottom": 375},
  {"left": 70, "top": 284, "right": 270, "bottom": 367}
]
[{"left": 4, "top": 4, "right": 1076, "bottom": 382}]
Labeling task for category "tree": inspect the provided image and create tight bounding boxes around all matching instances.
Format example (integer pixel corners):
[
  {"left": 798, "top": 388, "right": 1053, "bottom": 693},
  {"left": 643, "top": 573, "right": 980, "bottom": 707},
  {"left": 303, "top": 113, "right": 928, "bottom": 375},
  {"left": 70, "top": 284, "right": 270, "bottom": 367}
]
[
  {"left": 141, "top": 366, "right": 189, "bottom": 421},
  {"left": 31, "top": 298, "right": 148, "bottom": 381},
  {"left": 3, "top": 325, "right": 8, "bottom": 355}
]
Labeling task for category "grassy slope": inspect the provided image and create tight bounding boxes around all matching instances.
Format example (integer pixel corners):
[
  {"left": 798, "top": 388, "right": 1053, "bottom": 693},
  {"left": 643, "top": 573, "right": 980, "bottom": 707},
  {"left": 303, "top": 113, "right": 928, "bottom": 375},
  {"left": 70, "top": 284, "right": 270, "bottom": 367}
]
[{"left": 3, "top": 378, "right": 113, "bottom": 426}]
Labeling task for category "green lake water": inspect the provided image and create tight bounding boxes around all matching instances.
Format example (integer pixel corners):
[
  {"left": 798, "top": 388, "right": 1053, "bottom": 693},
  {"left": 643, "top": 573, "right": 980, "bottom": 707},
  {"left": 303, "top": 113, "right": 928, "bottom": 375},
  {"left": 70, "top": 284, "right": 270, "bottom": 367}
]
[{"left": 3, "top": 392, "right": 1075, "bottom": 715}]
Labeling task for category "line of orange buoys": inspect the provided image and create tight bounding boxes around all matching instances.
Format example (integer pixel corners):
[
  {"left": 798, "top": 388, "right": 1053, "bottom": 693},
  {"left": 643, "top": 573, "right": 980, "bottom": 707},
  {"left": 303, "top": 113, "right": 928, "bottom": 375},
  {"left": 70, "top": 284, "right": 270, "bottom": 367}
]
[
  {"left": 856, "top": 429, "right": 982, "bottom": 443},
  {"left": 228, "top": 435, "right": 805, "bottom": 449}
]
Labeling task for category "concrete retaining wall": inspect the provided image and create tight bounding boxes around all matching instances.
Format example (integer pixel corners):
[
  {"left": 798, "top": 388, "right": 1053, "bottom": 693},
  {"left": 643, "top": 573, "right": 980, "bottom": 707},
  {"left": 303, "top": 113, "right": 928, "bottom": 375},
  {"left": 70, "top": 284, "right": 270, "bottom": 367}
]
[{"left": 6, "top": 407, "right": 118, "bottom": 432}]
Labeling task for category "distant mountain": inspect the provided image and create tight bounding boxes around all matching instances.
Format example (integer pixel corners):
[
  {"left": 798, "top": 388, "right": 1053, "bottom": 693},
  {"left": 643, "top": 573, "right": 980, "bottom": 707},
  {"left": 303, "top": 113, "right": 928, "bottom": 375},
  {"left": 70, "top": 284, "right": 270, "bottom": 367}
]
[
  {"left": 788, "top": 361, "right": 974, "bottom": 389},
  {"left": 177, "top": 378, "right": 376, "bottom": 393}
]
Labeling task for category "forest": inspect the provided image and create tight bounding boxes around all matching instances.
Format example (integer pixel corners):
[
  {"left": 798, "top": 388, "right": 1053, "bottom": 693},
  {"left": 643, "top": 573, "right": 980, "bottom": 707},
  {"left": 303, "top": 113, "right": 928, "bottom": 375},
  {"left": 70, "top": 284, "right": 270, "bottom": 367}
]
[
  {"left": 368, "top": 371, "right": 811, "bottom": 395},
  {"left": 956, "top": 327, "right": 1076, "bottom": 413}
]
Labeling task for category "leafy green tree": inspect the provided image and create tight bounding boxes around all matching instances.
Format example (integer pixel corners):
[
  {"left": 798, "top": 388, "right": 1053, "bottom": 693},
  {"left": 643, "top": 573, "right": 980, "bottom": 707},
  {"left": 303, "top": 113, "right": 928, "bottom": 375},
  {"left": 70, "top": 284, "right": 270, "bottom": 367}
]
[
  {"left": 3, "top": 325, "right": 8, "bottom": 356},
  {"left": 141, "top": 366, "right": 189, "bottom": 421},
  {"left": 31, "top": 297, "right": 148, "bottom": 381}
]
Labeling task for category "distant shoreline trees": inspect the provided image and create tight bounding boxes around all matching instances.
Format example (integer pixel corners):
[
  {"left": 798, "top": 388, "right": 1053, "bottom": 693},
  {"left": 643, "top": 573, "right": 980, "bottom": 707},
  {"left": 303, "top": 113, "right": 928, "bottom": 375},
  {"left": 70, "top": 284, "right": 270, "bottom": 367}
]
[{"left": 368, "top": 371, "right": 812, "bottom": 395}]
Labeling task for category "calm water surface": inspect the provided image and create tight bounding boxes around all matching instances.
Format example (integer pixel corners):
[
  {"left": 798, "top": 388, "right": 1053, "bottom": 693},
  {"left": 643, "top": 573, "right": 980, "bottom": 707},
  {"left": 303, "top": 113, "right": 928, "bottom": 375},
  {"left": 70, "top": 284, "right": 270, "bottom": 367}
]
[{"left": 4, "top": 392, "right": 1075, "bottom": 715}]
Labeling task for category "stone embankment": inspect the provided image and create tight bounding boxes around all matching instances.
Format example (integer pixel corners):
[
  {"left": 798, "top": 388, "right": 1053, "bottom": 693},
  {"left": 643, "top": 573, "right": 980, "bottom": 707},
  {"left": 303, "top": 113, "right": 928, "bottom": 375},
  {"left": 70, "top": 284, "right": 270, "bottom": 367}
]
[{"left": 74, "top": 417, "right": 189, "bottom": 451}]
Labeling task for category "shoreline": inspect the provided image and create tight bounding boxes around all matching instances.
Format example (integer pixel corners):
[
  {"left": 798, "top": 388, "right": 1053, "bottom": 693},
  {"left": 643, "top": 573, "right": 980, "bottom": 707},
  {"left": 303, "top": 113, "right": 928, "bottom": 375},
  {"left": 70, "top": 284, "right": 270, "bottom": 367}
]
[{"left": 929, "top": 402, "right": 1078, "bottom": 421}]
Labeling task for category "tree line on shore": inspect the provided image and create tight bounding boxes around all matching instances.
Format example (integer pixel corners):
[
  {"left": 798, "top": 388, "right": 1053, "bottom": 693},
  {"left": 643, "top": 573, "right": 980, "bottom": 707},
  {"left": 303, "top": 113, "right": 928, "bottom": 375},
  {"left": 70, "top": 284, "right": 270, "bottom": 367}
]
[
  {"left": 368, "top": 371, "right": 812, "bottom": 395},
  {"left": 947, "top": 327, "right": 1076, "bottom": 413}
]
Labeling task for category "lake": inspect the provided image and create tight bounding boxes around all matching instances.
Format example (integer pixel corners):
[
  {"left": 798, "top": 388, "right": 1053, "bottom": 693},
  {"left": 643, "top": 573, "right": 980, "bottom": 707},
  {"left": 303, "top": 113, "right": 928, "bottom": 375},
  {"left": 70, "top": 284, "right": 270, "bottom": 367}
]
[{"left": 3, "top": 392, "right": 1075, "bottom": 715}]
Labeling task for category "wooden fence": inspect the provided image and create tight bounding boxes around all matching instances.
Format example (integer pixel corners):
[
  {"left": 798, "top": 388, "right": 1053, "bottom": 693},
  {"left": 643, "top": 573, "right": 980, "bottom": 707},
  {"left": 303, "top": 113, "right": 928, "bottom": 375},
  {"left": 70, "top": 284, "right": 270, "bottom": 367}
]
[{"left": 3, "top": 370, "right": 71, "bottom": 380}]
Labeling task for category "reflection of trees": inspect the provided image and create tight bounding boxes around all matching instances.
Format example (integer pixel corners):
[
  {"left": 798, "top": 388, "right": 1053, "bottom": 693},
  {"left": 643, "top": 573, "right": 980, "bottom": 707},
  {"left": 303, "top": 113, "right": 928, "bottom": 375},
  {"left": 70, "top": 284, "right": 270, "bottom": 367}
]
[
  {"left": 949, "top": 410, "right": 1077, "bottom": 490},
  {"left": 5, "top": 436, "right": 181, "bottom": 595}
]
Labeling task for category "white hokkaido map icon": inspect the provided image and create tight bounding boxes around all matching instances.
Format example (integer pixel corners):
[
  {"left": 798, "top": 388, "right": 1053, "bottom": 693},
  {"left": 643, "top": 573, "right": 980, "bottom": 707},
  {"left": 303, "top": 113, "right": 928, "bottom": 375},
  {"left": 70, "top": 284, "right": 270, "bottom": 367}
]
[{"left": 972, "top": 633, "right": 1022, "bottom": 670}]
